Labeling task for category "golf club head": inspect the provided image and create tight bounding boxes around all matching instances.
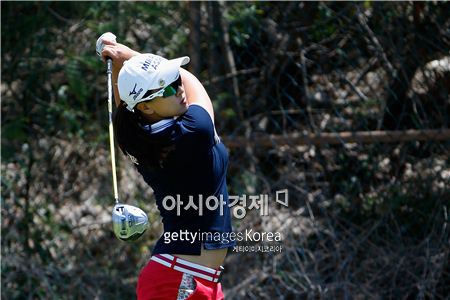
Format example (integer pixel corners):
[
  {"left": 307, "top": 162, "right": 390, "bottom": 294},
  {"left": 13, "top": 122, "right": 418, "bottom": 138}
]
[{"left": 112, "top": 203, "right": 149, "bottom": 241}]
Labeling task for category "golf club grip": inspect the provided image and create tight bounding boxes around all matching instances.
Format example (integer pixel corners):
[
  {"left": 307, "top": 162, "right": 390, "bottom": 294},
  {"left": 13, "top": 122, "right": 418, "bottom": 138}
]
[
  {"left": 106, "top": 58, "right": 113, "bottom": 120},
  {"left": 106, "top": 58, "right": 119, "bottom": 203}
]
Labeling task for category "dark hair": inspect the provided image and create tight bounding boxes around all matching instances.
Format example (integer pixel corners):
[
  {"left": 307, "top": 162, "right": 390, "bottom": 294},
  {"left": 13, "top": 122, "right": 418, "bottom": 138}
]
[{"left": 113, "top": 102, "right": 174, "bottom": 170}]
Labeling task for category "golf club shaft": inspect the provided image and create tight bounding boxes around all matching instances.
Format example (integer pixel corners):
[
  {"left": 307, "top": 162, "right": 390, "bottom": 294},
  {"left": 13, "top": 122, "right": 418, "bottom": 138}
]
[{"left": 107, "top": 58, "right": 119, "bottom": 204}]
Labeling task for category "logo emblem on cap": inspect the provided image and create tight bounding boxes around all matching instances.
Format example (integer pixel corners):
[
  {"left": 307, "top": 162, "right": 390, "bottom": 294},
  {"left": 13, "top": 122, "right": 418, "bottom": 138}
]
[
  {"left": 159, "top": 79, "right": 165, "bottom": 87},
  {"left": 129, "top": 83, "right": 138, "bottom": 96}
]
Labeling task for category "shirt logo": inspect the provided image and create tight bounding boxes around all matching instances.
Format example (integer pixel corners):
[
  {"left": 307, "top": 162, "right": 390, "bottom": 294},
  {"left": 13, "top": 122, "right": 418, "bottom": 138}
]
[
  {"left": 129, "top": 83, "right": 138, "bottom": 96},
  {"left": 126, "top": 152, "right": 139, "bottom": 165}
]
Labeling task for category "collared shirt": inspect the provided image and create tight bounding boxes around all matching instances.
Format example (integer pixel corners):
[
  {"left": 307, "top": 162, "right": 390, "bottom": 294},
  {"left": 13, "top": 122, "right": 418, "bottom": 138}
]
[{"left": 135, "top": 104, "right": 235, "bottom": 255}]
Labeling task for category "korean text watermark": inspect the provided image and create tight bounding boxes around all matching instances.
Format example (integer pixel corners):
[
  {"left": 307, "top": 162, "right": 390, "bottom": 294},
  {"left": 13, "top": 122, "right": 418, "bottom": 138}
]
[{"left": 162, "top": 189, "right": 289, "bottom": 219}]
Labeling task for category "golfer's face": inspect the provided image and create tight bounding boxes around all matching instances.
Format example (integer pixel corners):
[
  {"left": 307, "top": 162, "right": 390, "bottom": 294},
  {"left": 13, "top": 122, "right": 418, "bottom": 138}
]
[{"left": 148, "top": 84, "right": 188, "bottom": 117}]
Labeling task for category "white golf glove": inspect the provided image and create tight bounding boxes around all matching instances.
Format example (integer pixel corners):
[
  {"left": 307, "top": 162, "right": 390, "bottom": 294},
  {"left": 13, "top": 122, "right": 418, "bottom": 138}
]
[{"left": 96, "top": 32, "right": 117, "bottom": 57}]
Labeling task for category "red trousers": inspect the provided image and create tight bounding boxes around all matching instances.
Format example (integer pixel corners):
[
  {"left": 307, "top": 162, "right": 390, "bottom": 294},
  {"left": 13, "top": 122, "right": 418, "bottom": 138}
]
[{"left": 137, "top": 255, "right": 225, "bottom": 300}]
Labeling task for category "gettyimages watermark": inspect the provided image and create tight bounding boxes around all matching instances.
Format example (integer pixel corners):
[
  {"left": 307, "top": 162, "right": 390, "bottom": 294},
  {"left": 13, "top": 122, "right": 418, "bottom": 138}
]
[
  {"left": 163, "top": 229, "right": 283, "bottom": 253},
  {"left": 161, "top": 189, "right": 289, "bottom": 219}
]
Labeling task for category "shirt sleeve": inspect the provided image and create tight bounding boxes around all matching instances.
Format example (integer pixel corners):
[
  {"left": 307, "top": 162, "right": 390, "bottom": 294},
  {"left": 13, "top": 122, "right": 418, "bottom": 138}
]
[{"left": 178, "top": 104, "right": 215, "bottom": 149}]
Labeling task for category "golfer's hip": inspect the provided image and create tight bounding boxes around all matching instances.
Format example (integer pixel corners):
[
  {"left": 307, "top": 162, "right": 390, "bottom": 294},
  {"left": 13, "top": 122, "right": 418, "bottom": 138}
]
[{"left": 137, "top": 254, "right": 225, "bottom": 300}]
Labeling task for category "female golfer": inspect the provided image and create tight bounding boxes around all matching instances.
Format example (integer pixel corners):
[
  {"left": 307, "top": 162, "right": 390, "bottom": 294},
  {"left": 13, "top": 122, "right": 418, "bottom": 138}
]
[{"left": 100, "top": 38, "right": 235, "bottom": 300}]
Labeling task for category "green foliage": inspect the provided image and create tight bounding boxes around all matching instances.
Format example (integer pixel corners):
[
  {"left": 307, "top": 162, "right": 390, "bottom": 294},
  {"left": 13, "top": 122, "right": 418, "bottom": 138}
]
[
  {"left": 2, "top": 117, "right": 28, "bottom": 142},
  {"left": 227, "top": 3, "right": 264, "bottom": 48}
]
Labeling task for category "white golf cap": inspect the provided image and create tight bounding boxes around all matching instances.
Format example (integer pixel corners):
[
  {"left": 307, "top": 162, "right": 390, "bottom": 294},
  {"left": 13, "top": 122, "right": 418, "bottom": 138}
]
[{"left": 118, "top": 53, "right": 190, "bottom": 110}]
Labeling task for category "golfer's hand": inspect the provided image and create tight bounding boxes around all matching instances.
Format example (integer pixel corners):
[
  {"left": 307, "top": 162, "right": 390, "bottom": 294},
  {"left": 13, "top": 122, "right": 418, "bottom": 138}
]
[
  {"left": 101, "top": 40, "right": 140, "bottom": 67},
  {"left": 96, "top": 32, "right": 117, "bottom": 57}
]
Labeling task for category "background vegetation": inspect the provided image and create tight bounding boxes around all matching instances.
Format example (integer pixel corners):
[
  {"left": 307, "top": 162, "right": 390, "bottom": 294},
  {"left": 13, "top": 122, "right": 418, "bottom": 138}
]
[{"left": 2, "top": 2, "right": 449, "bottom": 299}]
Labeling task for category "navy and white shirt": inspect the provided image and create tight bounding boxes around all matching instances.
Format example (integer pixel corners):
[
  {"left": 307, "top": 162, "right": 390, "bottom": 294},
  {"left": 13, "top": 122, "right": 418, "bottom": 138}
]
[{"left": 135, "top": 104, "right": 235, "bottom": 255}]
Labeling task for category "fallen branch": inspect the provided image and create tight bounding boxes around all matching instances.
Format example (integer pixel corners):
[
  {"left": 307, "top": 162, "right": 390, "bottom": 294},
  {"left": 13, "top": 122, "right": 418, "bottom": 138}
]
[{"left": 222, "top": 129, "right": 450, "bottom": 147}]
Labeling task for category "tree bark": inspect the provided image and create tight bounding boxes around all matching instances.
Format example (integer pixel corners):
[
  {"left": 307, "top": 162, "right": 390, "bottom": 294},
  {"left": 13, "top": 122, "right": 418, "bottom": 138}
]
[{"left": 188, "top": 1, "right": 201, "bottom": 76}]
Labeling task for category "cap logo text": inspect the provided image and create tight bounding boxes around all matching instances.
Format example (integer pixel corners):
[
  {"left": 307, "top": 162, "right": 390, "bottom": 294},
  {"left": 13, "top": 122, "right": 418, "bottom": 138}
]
[
  {"left": 133, "top": 88, "right": 143, "bottom": 100},
  {"left": 141, "top": 56, "right": 163, "bottom": 72}
]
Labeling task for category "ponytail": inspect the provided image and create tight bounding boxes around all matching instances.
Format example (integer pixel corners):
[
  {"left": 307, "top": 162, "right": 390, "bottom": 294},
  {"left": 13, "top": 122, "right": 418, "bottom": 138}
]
[{"left": 113, "top": 102, "right": 173, "bottom": 170}]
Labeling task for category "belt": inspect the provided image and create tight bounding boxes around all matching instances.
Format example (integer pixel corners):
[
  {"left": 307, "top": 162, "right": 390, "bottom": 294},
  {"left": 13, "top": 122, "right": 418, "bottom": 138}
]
[{"left": 150, "top": 254, "right": 224, "bottom": 283}]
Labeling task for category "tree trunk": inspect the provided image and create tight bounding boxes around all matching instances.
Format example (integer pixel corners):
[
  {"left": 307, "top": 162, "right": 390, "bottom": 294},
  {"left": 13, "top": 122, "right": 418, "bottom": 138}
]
[{"left": 188, "top": 1, "right": 201, "bottom": 75}]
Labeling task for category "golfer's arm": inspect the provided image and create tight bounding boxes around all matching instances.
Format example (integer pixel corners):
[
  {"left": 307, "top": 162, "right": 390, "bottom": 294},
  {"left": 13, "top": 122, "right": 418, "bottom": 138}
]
[
  {"left": 111, "top": 48, "right": 141, "bottom": 107},
  {"left": 180, "top": 68, "right": 214, "bottom": 123},
  {"left": 112, "top": 64, "right": 122, "bottom": 108}
]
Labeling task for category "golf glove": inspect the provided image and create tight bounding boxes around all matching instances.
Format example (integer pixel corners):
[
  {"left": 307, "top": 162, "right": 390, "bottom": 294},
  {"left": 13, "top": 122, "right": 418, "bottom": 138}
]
[{"left": 96, "top": 32, "right": 117, "bottom": 57}]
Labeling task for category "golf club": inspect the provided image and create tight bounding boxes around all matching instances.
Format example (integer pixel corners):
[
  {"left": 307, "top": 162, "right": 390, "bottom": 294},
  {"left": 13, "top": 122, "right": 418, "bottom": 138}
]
[{"left": 98, "top": 32, "right": 149, "bottom": 241}]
